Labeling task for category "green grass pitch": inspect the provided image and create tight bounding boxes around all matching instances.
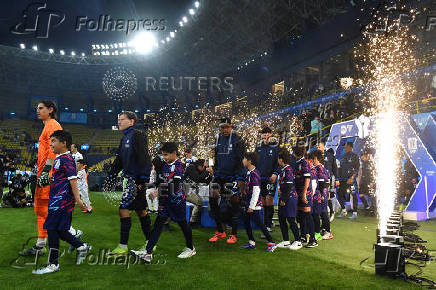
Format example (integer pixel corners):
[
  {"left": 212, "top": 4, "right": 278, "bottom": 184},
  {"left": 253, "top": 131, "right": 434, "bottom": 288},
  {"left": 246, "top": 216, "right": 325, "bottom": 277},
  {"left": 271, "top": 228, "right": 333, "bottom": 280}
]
[{"left": 0, "top": 192, "right": 435, "bottom": 289}]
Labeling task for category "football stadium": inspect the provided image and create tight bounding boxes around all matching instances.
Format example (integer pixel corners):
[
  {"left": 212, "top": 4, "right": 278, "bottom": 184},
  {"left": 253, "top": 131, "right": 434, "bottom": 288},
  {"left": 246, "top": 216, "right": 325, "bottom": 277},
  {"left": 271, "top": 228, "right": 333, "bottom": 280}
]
[{"left": 0, "top": 0, "right": 436, "bottom": 289}]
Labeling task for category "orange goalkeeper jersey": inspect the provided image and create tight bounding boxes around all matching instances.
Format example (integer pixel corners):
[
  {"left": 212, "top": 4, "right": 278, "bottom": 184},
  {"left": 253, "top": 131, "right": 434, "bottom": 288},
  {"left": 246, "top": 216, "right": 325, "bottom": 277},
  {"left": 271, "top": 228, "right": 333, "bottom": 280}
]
[{"left": 37, "top": 119, "right": 62, "bottom": 178}]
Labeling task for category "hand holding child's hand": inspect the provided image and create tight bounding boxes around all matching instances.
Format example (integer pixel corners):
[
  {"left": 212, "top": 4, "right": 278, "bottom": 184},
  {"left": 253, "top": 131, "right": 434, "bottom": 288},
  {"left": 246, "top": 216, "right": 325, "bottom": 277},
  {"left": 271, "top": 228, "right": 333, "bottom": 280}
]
[
  {"left": 77, "top": 200, "right": 87, "bottom": 212},
  {"left": 149, "top": 189, "right": 158, "bottom": 200}
]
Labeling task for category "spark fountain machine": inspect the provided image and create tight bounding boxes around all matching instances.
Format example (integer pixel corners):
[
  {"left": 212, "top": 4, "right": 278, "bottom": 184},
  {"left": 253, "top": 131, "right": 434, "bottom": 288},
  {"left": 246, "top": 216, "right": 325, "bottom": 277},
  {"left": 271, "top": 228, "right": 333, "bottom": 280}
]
[{"left": 374, "top": 210, "right": 405, "bottom": 277}]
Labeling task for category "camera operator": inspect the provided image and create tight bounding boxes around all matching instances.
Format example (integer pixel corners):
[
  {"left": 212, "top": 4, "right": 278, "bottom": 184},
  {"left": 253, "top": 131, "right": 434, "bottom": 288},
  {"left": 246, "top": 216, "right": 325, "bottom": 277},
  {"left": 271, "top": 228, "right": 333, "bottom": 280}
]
[
  {"left": 2, "top": 171, "right": 30, "bottom": 208},
  {"left": 184, "top": 159, "right": 212, "bottom": 227}
]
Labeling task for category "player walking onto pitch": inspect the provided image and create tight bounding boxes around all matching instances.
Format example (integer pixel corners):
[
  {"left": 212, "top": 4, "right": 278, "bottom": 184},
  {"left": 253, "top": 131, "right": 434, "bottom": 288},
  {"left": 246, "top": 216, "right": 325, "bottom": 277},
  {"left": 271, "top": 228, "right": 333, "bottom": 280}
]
[
  {"left": 20, "top": 101, "right": 82, "bottom": 256},
  {"left": 106, "top": 111, "right": 153, "bottom": 257},
  {"left": 32, "top": 130, "right": 91, "bottom": 275}
]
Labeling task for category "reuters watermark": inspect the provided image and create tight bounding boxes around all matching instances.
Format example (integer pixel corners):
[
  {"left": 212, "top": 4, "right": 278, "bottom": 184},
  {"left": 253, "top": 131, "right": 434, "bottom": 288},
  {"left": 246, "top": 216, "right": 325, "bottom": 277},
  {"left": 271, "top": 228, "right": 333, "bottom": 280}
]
[{"left": 144, "top": 77, "right": 234, "bottom": 92}]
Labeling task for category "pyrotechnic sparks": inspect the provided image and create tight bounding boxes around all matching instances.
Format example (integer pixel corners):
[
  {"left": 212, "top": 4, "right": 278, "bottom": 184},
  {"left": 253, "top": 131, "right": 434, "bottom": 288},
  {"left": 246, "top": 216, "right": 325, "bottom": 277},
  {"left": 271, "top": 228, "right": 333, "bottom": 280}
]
[{"left": 355, "top": 4, "right": 421, "bottom": 235}]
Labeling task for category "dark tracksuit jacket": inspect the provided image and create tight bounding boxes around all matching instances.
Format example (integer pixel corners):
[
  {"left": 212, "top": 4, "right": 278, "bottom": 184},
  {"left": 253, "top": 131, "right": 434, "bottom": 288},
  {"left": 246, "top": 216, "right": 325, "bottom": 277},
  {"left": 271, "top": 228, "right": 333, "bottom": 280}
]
[
  {"left": 214, "top": 130, "right": 246, "bottom": 181},
  {"left": 324, "top": 150, "right": 338, "bottom": 179},
  {"left": 360, "top": 160, "right": 374, "bottom": 186},
  {"left": 338, "top": 151, "right": 360, "bottom": 181},
  {"left": 110, "top": 126, "right": 152, "bottom": 182},
  {"left": 255, "top": 141, "right": 278, "bottom": 180}
]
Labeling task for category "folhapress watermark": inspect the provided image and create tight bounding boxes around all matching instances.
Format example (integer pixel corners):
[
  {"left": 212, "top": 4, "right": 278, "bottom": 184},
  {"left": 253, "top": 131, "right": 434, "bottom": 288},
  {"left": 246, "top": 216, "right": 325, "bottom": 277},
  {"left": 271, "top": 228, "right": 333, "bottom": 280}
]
[
  {"left": 10, "top": 2, "right": 65, "bottom": 38},
  {"left": 425, "top": 16, "right": 436, "bottom": 31},
  {"left": 76, "top": 15, "right": 166, "bottom": 35},
  {"left": 11, "top": 2, "right": 166, "bottom": 38},
  {"left": 11, "top": 238, "right": 167, "bottom": 270}
]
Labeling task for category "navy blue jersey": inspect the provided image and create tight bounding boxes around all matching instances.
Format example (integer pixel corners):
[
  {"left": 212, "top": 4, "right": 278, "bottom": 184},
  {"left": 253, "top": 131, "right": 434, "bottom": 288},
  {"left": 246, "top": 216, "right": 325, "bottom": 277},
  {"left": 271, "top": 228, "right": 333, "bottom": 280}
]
[
  {"left": 338, "top": 151, "right": 360, "bottom": 180},
  {"left": 313, "top": 164, "right": 329, "bottom": 204},
  {"left": 162, "top": 159, "right": 185, "bottom": 203},
  {"left": 245, "top": 168, "right": 262, "bottom": 208},
  {"left": 49, "top": 152, "right": 77, "bottom": 212},
  {"left": 214, "top": 131, "right": 245, "bottom": 179},
  {"left": 278, "top": 165, "right": 297, "bottom": 199},
  {"left": 360, "top": 160, "right": 374, "bottom": 185},
  {"left": 293, "top": 157, "right": 312, "bottom": 195},
  {"left": 111, "top": 126, "right": 152, "bottom": 181},
  {"left": 255, "top": 141, "right": 278, "bottom": 179}
]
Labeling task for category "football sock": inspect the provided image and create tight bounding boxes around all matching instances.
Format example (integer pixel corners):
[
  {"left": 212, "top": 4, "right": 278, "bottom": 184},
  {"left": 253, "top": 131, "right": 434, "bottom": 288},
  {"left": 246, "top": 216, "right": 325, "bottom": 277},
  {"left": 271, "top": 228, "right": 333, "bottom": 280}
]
[
  {"left": 36, "top": 238, "right": 46, "bottom": 248},
  {"left": 120, "top": 217, "right": 132, "bottom": 246},
  {"left": 139, "top": 215, "right": 152, "bottom": 241}
]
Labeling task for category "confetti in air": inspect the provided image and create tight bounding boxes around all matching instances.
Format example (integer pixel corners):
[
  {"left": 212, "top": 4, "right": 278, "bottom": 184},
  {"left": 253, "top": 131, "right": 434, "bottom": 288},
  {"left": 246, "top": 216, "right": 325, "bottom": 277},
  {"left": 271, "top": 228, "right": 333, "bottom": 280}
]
[{"left": 101, "top": 175, "right": 123, "bottom": 207}]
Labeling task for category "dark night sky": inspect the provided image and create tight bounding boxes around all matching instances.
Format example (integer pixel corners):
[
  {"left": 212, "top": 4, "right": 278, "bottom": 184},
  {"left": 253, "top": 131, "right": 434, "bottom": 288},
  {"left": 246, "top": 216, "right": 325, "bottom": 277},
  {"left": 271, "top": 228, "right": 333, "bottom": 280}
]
[{"left": 0, "top": 0, "right": 192, "bottom": 54}]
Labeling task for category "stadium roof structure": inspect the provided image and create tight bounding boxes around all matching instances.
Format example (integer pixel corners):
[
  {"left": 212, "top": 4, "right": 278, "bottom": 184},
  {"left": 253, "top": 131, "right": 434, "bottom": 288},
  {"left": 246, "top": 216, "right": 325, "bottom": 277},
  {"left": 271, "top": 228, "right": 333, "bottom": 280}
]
[{"left": 0, "top": 0, "right": 350, "bottom": 76}]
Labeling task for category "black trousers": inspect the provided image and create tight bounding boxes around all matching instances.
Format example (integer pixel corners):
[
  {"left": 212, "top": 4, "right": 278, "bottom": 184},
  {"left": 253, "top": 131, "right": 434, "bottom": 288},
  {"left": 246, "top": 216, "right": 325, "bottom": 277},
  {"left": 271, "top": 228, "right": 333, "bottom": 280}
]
[
  {"left": 146, "top": 215, "right": 193, "bottom": 254},
  {"left": 243, "top": 210, "right": 273, "bottom": 243},
  {"left": 337, "top": 181, "right": 358, "bottom": 211},
  {"left": 48, "top": 230, "right": 83, "bottom": 265},
  {"left": 209, "top": 177, "right": 240, "bottom": 235}
]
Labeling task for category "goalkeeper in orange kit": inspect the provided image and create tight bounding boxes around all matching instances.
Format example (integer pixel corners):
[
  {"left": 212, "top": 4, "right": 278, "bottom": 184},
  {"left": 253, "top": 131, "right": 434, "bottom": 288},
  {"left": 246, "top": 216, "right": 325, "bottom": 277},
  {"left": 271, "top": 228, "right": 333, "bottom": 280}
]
[{"left": 20, "top": 101, "right": 82, "bottom": 256}]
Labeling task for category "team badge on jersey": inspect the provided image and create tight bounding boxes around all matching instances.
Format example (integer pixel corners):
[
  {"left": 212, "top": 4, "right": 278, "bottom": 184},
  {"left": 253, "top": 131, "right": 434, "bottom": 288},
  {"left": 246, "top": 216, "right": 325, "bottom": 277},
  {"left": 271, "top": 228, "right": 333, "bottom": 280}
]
[{"left": 54, "top": 159, "right": 60, "bottom": 170}]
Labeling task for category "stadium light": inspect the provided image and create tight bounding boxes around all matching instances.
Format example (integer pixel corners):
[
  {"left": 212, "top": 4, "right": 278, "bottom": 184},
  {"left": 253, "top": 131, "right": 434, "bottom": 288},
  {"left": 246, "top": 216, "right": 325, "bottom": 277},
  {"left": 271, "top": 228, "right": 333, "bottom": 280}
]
[
  {"left": 170, "top": 31, "right": 175, "bottom": 38},
  {"left": 146, "top": 109, "right": 151, "bottom": 113},
  {"left": 64, "top": 107, "right": 69, "bottom": 110},
  {"left": 60, "top": 50, "right": 65, "bottom": 55},
  {"left": 166, "top": 37, "right": 170, "bottom": 42},
  {"left": 161, "top": 39, "right": 165, "bottom": 44},
  {"left": 183, "top": 16, "right": 188, "bottom": 23},
  {"left": 81, "top": 52, "right": 85, "bottom": 56},
  {"left": 80, "top": 108, "right": 84, "bottom": 112},
  {"left": 49, "top": 49, "right": 54, "bottom": 54},
  {"left": 32, "top": 45, "right": 38, "bottom": 51},
  {"left": 179, "top": 21, "right": 184, "bottom": 27},
  {"left": 195, "top": 1, "right": 200, "bottom": 8},
  {"left": 108, "top": 109, "right": 112, "bottom": 113},
  {"left": 71, "top": 51, "right": 76, "bottom": 56},
  {"left": 20, "top": 43, "right": 25, "bottom": 49},
  {"left": 93, "top": 109, "right": 97, "bottom": 112},
  {"left": 189, "top": 9, "right": 195, "bottom": 15},
  {"left": 134, "top": 109, "right": 139, "bottom": 113},
  {"left": 131, "top": 32, "right": 157, "bottom": 54}
]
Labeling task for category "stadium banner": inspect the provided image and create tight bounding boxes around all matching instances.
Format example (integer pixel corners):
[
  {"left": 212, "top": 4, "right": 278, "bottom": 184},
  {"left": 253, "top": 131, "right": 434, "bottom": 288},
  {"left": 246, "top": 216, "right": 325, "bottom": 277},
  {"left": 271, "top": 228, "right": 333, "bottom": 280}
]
[{"left": 60, "top": 112, "right": 88, "bottom": 124}]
